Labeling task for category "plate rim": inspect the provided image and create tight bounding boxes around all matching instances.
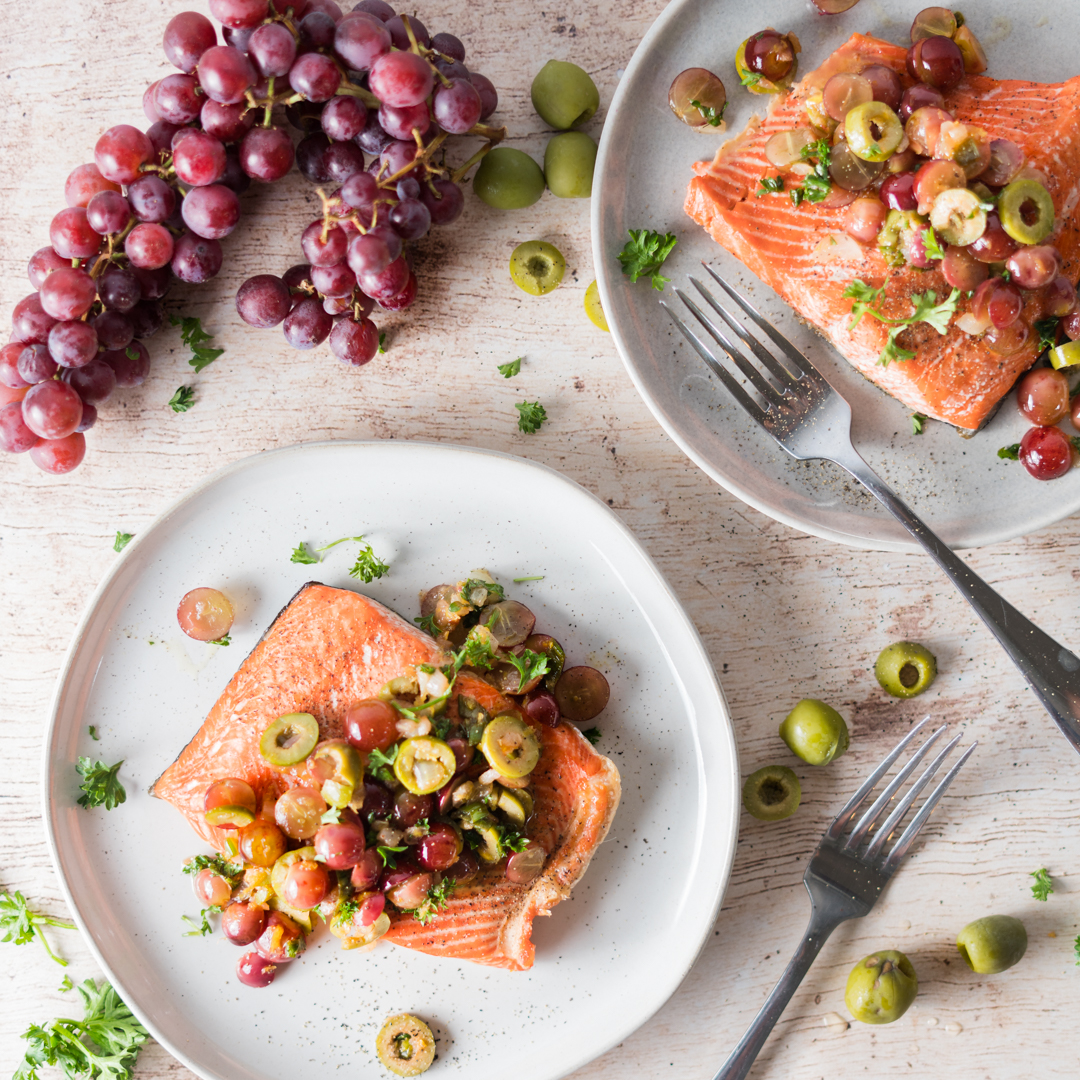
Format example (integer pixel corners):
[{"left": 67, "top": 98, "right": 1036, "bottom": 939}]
[
  {"left": 591, "top": 0, "right": 1078, "bottom": 553},
  {"left": 41, "top": 438, "right": 741, "bottom": 1080}
]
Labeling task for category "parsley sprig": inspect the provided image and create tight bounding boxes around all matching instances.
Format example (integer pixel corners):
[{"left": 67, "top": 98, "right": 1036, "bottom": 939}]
[
  {"left": 76, "top": 758, "right": 126, "bottom": 811},
  {"left": 1035, "top": 317, "right": 1059, "bottom": 354},
  {"left": 169, "top": 314, "right": 224, "bottom": 373},
  {"left": 1030, "top": 867, "right": 1054, "bottom": 901},
  {"left": 689, "top": 98, "right": 725, "bottom": 126},
  {"left": 921, "top": 229, "right": 946, "bottom": 261},
  {"left": 756, "top": 175, "right": 784, "bottom": 197},
  {"left": 998, "top": 443, "right": 1020, "bottom": 461},
  {"left": 15, "top": 979, "right": 150, "bottom": 1080},
  {"left": 290, "top": 541, "right": 319, "bottom": 564},
  {"left": 367, "top": 744, "right": 400, "bottom": 787},
  {"left": 582, "top": 727, "right": 601, "bottom": 745},
  {"left": 617, "top": 229, "right": 678, "bottom": 291},
  {"left": 181, "top": 906, "right": 221, "bottom": 937},
  {"left": 0, "top": 891, "right": 76, "bottom": 966},
  {"left": 169, "top": 386, "right": 195, "bottom": 413},
  {"left": 789, "top": 139, "right": 831, "bottom": 207},
  {"left": 315, "top": 535, "right": 390, "bottom": 582},
  {"left": 498, "top": 358, "right": 522, "bottom": 378},
  {"left": 181, "top": 854, "right": 242, "bottom": 885},
  {"left": 376, "top": 844, "right": 407, "bottom": 868},
  {"left": 842, "top": 279, "right": 961, "bottom": 366},
  {"left": 503, "top": 648, "right": 550, "bottom": 692},
  {"left": 515, "top": 401, "right": 547, "bottom": 434},
  {"left": 112, "top": 532, "right": 133, "bottom": 553},
  {"left": 411, "top": 877, "right": 453, "bottom": 925}
]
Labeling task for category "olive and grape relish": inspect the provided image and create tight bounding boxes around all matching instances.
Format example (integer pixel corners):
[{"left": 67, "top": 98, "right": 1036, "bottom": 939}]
[{"left": 185, "top": 570, "right": 610, "bottom": 990}]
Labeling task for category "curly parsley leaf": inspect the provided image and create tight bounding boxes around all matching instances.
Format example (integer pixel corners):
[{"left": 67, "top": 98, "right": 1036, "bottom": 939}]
[
  {"left": 208, "top": 634, "right": 230, "bottom": 646},
  {"left": 0, "top": 891, "right": 76, "bottom": 966},
  {"left": 378, "top": 331, "right": 387, "bottom": 353},
  {"left": 112, "top": 532, "right": 133, "bottom": 553},
  {"left": 788, "top": 139, "right": 832, "bottom": 205},
  {"left": 911, "top": 413, "right": 927, "bottom": 435},
  {"left": 181, "top": 854, "right": 242, "bottom": 885},
  {"left": 76, "top": 758, "right": 126, "bottom": 811},
  {"left": 740, "top": 69, "right": 763, "bottom": 88},
  {"left": 88, "top": 726, "right": 99, "bottom": 741},
  {"left": 617, "top": 229, "right": 678, "bottom": 291},
  {"left": 842, "top": 280, "right": 960, "bottom": 366},
  {"left": 320, "top": 805, "right": 342, "bottom": 826},
  {"left": 169, "top": 314, "right": 224, "bottom": 373},
  {"left": 316, "top": 535, "right": 390, "bottom": 583},
  {"left": 1031, "top": 867, "right": 1054, "bottom": 901},
  {"left": 756, "top": 175, "right": 784, "bottom": 197},
  {"left": 582, "top": 727, "right": 601, "bottom": 745},
  {"left": 413, "top": 612, "right": 439, "bottom": 636},
  {"left": 169, "top": 386, "right": 195, "bottom": 413},
  {"left": 367, "top": 744, "right": 400, "bottom": 787},
  {"left": 921, "top": 229, "right": 946, "bottom": 261},
  {"left": 290, "top": 541, "right": 319, "bottom": 564},
  {"left": 689, "top": 98, "right": 726, "bottom": 126},
  {"left": 498, "top": 357, "right": 522, "bottom": 378},
  {"left": 376, "top": 844, "right": 407, "bottom": 869},
  {"left": 411, "top": 877, "right": 453, "bottom": 925},
  {"left": 515, "top": 400, "right": 547, "bottom": 434},
  {"left": 181, "top": 906, "right": 220, "bottom": 937},
  {"left": 1035, "top": 317, "right": 1060, "bottom": 354},
  {"left": 998, "top": 443, "right": 1021, "bottom": 460},
  {"left": 842, "top": 279, "right": 887, "bottom": 331},
  {"left": 15, "top": 978, "right": 150, "bottom": 1080},
  {"left": 58, "top": 975, "right": 74, "bottom": 993},
  {"left": 503, "top": 648, "right": 550, "bottom": 692}
]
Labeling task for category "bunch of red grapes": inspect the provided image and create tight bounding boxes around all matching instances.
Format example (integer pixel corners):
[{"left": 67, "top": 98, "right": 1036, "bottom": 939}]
[{"left": 0, "top": 0, "right": 501, "bottom": 475}]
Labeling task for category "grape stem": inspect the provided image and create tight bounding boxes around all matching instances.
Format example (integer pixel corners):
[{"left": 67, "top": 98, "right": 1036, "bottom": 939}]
[
  {"left": 450, "top": 124, "right": 508, "bottom": 185},
  {"left": 263, "top": 77, "right": 276, "bottom": 127},
  {"left": 336, "top": 82, "right": 382, "bottom": 109},
  {"left": 88, "top": 217, "right": 138, "bottom": 279}
]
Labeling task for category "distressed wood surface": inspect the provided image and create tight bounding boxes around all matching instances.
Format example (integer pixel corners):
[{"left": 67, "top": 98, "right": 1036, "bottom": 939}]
[{"left": 2, "top": 1, "right": 1079, "bottom": 1078}]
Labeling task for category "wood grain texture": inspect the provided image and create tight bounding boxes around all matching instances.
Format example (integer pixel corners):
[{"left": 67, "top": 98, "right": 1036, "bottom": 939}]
[{"left": 2, "top": 2, "right": 1079, "bottom": 1078}]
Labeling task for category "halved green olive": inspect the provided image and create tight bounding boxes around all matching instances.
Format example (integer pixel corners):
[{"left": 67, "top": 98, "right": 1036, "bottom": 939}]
[
  {"left": 779, "top": 699, "right": 849, "bottom": 766},
  {"left": 956, "top": 915, "right": 1027, "bottom": 974},
  {"left": 480, "top": 715, "right": 541, "bottom": 778},
  {"left": 308, "top": 739, "right": 364, "bottom": 808},
  {"left": 456, "top": 803, "right": 503, "bottom": 863},
  {"left": 330, "top": 893, "right": 390, "bottom": 946},
  {"left": 510, "top": 240, "right": 566, "bottom": 296},
  {"left": 844, "top": 101, "right": 903, "bottom": 162},
  {"left": 379, "top": 674, "right": 420, "bottom": 701},
  {"left": 930, "top": 188, "right": 986, "bottom": 246},
  {"left": 457, "top": 695, "right": 491, "bottom": 746},
  {"left": 204, "top": 805, "right": 256, "bottom": 828},
  {"left": 260, "top": 712, "right": 320, "bottom": 767},
  {"left": 394, "top": 736, "right": 457, "bottom": 795},
  {"left": 270, "top": 846, "right": 317, "bottom": 900},
  {"left": 742, "top": 765, "right": 800, "bottom": 821},
  {"left": 375, "top": 1013, "right": 437, "bottom": 1077},
  {"left": 998, "top": 178, "right": 1055, "bottom": 245},
  {"left": 874, "top": 641, "right": 937, "bottom": 698},
  {"left": 845, "top": 950, "right": 918, "bottom": 1024},
  {"left": 496, "top": 787, "right": 530, "bottom": 825}
]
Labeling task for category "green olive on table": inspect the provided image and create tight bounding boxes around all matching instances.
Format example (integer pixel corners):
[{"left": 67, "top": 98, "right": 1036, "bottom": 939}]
[
  {"left": 844, "top": 949, "right": 918, "bottom": 1024},
  {"left": 531, "top": 59, "right": 599, "bottom": 130},
  {"left": 874, "top": 641, "right": 937, "bottom": 698},
  {"left": 742, "top": 765, "right": 801, "bottom": 821},
  {"left": 778, "top": 699, "right": 849, "bottom": 766},
  {"left": 956, "top": 915, "right": 1028, "bottom": 974},
  {"left": 509, "top": 240, "right": 566, "bottom": 296},
  {"left": 472, "top": 147, "right": 545, "bottom": 209},
  {"left": 544, "top": 131, "right": 597, "bottom": 198}
]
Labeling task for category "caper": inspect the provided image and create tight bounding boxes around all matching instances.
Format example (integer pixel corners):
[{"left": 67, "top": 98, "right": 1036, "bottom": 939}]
[
  {"left": 778, "top": 699, "right": 849, "bottom": 766},
  {"left": 473, "top": 147, "right": 545, "bottom": 209},
  {"left": 259, "top": 712, "right": 319, "bottom": 767},
  {"left": 998, "top": 178, "right": 1055, "bottom": 246},
  {"left": 531, "top": 59, "right": 599, "bottom": 130},
  {"left": 956, "top": 915, "right": 1027, "bottom": 974},
  {"left": 741, "top": 765, "right": 800, "bottom": 821},
  {"left": 375, "top": 1014, "right": 436, "bottom": 1077},
  {"left": 509, "top": 240, "right": 566, "bottom": 296},
  {"left": 874, "top": 641, "right": 937, "bottom": 698},
  {"left": 584, "top": 280, "right": 609, "bottom": 331},
  {"left": 845, "top": 950, "right": 918, "bottom": 1024},
  {"left": 544, "top": 131, "right": 597, "bottom": 199}
]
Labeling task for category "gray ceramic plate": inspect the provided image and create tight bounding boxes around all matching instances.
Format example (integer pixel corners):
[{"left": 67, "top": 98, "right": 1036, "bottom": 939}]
[
  {"left": 42, "top": 441, "right": 738, "bottom": 1080},
  {"left": 593, "top": 0, "right": 1080, "bottom": 551}
]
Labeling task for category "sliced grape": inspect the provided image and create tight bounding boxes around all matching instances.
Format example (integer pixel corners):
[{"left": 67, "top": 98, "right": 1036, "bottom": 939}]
[{"left": 554, "top": 666, "right": 610, "bottom": 722}]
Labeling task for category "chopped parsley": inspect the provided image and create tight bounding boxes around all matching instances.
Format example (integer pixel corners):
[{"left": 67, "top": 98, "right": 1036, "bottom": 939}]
[
  {"left": 911, "top": 413, "right": 927, "bottom": 435},
  {"left": 842, "top": 279, "right": 960, "bottom": 366},
  {"left": 169, "top": 314, "right": 224, "bottom": 373},
  {"left": 181, "top": 854, "right": 242, "bottom": 885},
  {"left": 316, "top": 535, "right": 390, "bottom": 582},
  {"left": 464, "top": 578, "right": 505, "bottom": 603},
  {"left": 1030, "top": 867, "right": 1054, "bottom": 901},
  {"left": 515, "top": 400, "right": 547, "bottom": 434},
  {"left": 290, "top": 541, "right": 319, "bottom": 564},
  {"left": 789, "top": 139, "right": 831, "bottom": 206},
  {"left": 376, "top": 844, "right": 407, "bottom": 869},
  {"left": 921, "top": 229, "right": 946, "bottom": 261},
  {"left": 998, "top": 443, "right": 1021, "bottom": 461},
  {"left": 88, "top": 726, "right": 99, "bottom": 741},
  {"left": 513, "top": 575, "right": 544, "bottom": 583},
  {"left": 413, "top": 612, "right": 439, "bottom": 636},
  {"left": 503, "top": 648, "right": 550, "bottom": 692},
  {"left": 582, "top": 727, "right": 601, "bottom": 745},
  {"left": 320, "top": 806, "right": 342, "bottom": 825},
  {"left": 181, "top": 906, "right": 220, "bottom": 937},
  {"left": 1035, "top": 317, "right": 1059, "bottom": 354},
  {"left": 617, "top": 229, "right": 678, "bottom": 291},
  {"left": 498, "top": 357, "right": 522, "bottom": 378},
  {"left": 1074, "top": 934, "right": 1080, "bottom": 966},
  {"left": 757, "top": 175, "right": 784, "bottom": 196},
  {"left": 689, "top": 98, "right": 726, "bottom": 126},
  {"left": 740, "top": 69, "right": 763, "bottom": 88},
  {"left": 412, "top": 877, "right": 454, "bottom": 925},
  {"left": 113, "top": 531, "right": 133, "bottom": 553},
  {"left": 58, "top": 975, "right": 74, "bottom": 993},
  {"left": 75, "top": 758, "right": 126, "bottom": 811},
  {"left": 208, "top": 634, "right": 230, "bottom": 646},
  {"left": 14, "top": 979, "right": 150, "bottom": 1080},
  {"left": 169, "top": 386, "right": 195, "bottom": 412},
  {"left": 0, "top": 891, "right": 76, "bottom": 967},
  {"left": 378, "top": 331, "right": 387, "bottom": 353},
  {"left": 367, "top": 744, "right": 400, "bottom": 787}
]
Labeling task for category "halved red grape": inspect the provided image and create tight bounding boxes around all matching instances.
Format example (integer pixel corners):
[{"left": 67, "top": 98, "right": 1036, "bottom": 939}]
[
  {"left": 1019, "top": 425, "right": 1074, "bottom": 480},
  {"left": 386, "top": 871, "right": 434, "bottom": 912},
  {"left": 193, "top": 867, "right": 233, "bottom": 907},
  {"left": 345, "top": 698, "right": 399, "bottom": 751},
  {"left": 554, "top": 666, "right": 610, "bottom": 722},
  {"left": 843, "top": 196, "right": 887, "bottom": 243},
  {"left": 314, "top": 821, "right": 367, "bottom": 869},
  {"left": 178, "top": 587, "right": 235, "bottom": 641},
  {"left": 239, "top": 821, "right": 288, "bottom": 866},
  {"left": 823, "top": 72, "right": 872, "bottom": 122},
  {"left": 274, "top": 785, "right": 326, "bottom": 838},
  {"left": 505, "top": 841, "right": 545, "bottom": 885},
  {"left": 393, "top": 790, "right": 433, "bottom": 828},
  {"left": 910, "top": 35, "right": 965, "bottom": 89},
  {"left": 1007, "top": 245, "right": 1059, "bottom": 290},
  {"left": 254, "top": 911, "right": 305, "bottom": 962},
  {"left": 905, "top": 105, "right": 952, "bottom": 157},
  {"left": 942, "top": 245, "right": 989, "bottom": 291},
  {"left": 418, "top": 823, "right": 462, "bottom": 871},
  {"left": 984, "top": 320, "right": 1030, "bottom": 356},
  {"left": 913, "top": 158, "right": 964, "bottom": 215},
  {"left": 1041, "top": 275, "right": 1076, "bottom": 318},
  {"left": 744, "top": 29, "right": 795, "bottom": 80},
  {"left": 282, "top": 860, "right": 330, "bottom": 909},
  {"left": 969, "top": 211, "right": 1018, "bottom": 263}
]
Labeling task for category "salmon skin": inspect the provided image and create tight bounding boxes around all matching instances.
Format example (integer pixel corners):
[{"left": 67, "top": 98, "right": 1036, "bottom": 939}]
[
  {"left": 152, "top": 582, "right": 621, "bottom": 971},
  {"left": 684, "top": 32, "right": 1080, "bottom": 432}
]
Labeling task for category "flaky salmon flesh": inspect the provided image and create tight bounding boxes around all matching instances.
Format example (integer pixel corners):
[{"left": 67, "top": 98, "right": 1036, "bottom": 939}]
[
  {"left": 152, "top": 582, "right": 621, "bottom": 971},
  {"left": 685, "top": 32, "right": 1080, "bottom": 432}
]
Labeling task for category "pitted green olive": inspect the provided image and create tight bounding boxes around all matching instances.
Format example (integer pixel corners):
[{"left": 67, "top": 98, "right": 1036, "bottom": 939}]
[
  {"left": 875, "top": 641, "right": 937, "bottom": 698},
  {"left": 742, "top": 765, "right": 800, "bottom": 821},
  {"left": 480, "top": 715, "right": 541, "bottom": 778},
  {"left": 260, "top": 712, "right": 319, "bottom": 766},
  {"left": 375, "top": 1013, "right": 436, "bottom": 1077}
]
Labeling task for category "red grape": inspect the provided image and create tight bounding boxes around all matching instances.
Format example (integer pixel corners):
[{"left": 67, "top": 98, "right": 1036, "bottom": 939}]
[
  {"left": 320, "top": 96, "right": 366, "bottom": 141},
  {"left": 48, "top": 321, "right": 98, "bottom": 369},
  {"left": 506, "top": 842, "right": 545, "bottom": 884},
  {"left": 329, "top": 316, "right": 379, "bottom": 364},
  {"left": 0, "top": 401, "right": 38, "bottom": 453},
  {"left": 178, "top": 587, "right": 234, "bottom": 641},
  {"left": 1041, "top": 275, "right": 1076, "bottom": 318},
  {"left": 432, "top": 31, "right": 465, "bottom": 61},
  {"left": 357, "top": 111, "right": 394, "bottom": 156},
  {"left": 92, "top": 312, "right": 134, "bottom": 352},
  {"left": 65, "top": 163, "right": 122, "bottom": 208},
  {"left": 223, "top": 903, "right": 267, "bottom": 946},
  {"left": 128, "top": 302, "right": 165, "bottom": 340},
  {"left": 274, "top": 786, "right": 326, "bottom": 839},
  {"left": 200, "top": 99, "right": 255, "bottom": 143},
  {"left": 0, "top": 343, "right": 28, "bottom": 388},
  {"left": 421, "top": 179, "right": 464, "bottom": 225},
  {"left": 283, "top": 297, "right": 333, "bottom": 348},
  {"left": 145, "top": 120, "right": 181, "bottom": 156},
  {"left": 103, "top": 342, "right": 151, "bottom": 387},
  {"left": 296, "top": 132, "right": 333, "bottom": 182},
  {"left": 1018, "top": 368, "right": 1069, "bottom": 425},
  {"left": 30, "top": 432, "right": 85, "bottom": 474},
  {"left": 470, "top": 73, "right": 498, "bottom": 120},
  {"left": 433, "top": 78, "right": 482, "bottom": 134},
  {"left": 350, "top": 849, "right": 382, "bottom": 891},
  {"left": 301, "top": 221, "right": 349, "bottom": 267},
  {"left": 236, "top": 952, "right": 276, "bottom": 988},
  {"left": 125, "top": 222, "right": 175, "bottom": 269},
  {"left": 193, "top": 867, "right": 233, "bottom": 908},
  {"left": 86, "top": 190, "right": 131, "bottom": 235},
  {"left": 17, "top": 345, "right": 58, "bottom": 385},
  {"left": 198, "top": 45, "right": 256, "bottom": 104},
  {"left": 358, "top": 255, "right": 409, "bottom": 300},
  {"left": 95, "top": 125, "right": 154, "bottom": 184},
  {"left": 171, "top": 232, "right": 224, "bottom": 283},
  {"left": 254, "top": 912, "right": 306, "bottom": 963},
  {"left": 300, "top": 10, "right": 337, "bottom": 49},
  {"left": 154, "top": 74, "right": 202, "bottom": 124},
  {"left": 97, "top": 267, "right": 141, "bottom": 312},
  {"left": 163, "top": 11, "right": 217, "bottom": 73},
  {"left": 289, "top": 51, "right": 342, "bottom": 101},
  {"left": 173, "top": 130, "right": 227, "bottom": 186},
  {"left": 127, "top": 175, "right": 176, "bottom": 223},
  {"left": 984, "top": 320, "right": 1030, "bottom": 356},
  {"left": 386, "top": 13, "right": 429, "bottom": 49},
  {"left": 524, "top": 687, "right": 560, "bottom": 727},
  {"left": 941, "top": 245, "right": 988, "bottom": 292},
  {"left": 386, "top": 872, "right": 434, "bottom": 912},
  {"left": 333, "top": 12, "right": 391, "bottom": 70},
  {"left": 379, "top": 102, "right": 430, "bottom": 141},
  {"left": 314, "top": 821, "right": 367, "bottom": 869},
  {"left": 417, "top": 823, "right": 461, "bottom": 871},
  {"left": 0, "top": 384, "right": 28, "bottom": 407},
  {"left": 911, "top": 35, "right": 965, "bottom": 90},
  {"left": 12, "top": 294, "right": 58, "bottom": 345},
  {"left": 362, "top": 780, "right": 393, "bottom": 820},
  {"left": 181, "top": 184, "right": 241, "bottom": 239},
  {"left": 66, "top": 358, "right": 117, "bottom": 407},
  {"left": 368, "top": 50, "right": 434, "bottom": 108},
  {"left": 379, "top": 139, "right": 421, "bottom": 179},
  {"left": 22, "top": 380, "right": 83, "bottom": 440},
  {"left": 49, "top": 208, "right": 101, "bottom": 260},
  {"left": 378, "top": 272, "right": 417, "bottom": 311},
  {"left": 345, "top": 698, "right": 398, "bottom": 751},
  {"left": 325, "top": 142, "right": 366, "bottom": 183},
  {"left": 27, "top": 247, "right": 69, "bottom": 289},
  {"left": 353, "top": 0, "right": 394, "bottom": 19},
  {"left": 1019, "top": 425, "right": 1075, "bottom": 480},
  {"left": 75, "top": 403, "right": 97, "bottom": 432},
  {"left": 310, "top": 262, "right": 356, "bottom": 297},
  {"left": 282, "top": 860, "right": 330, "bottom": 909},
  {"left": 249, "top": 22, "right": 297, "bottom": 77},
  {"left": 239, "top": 126, "right": 295, "bottom": 181},
  {"left": 446, "top": 852, "right": 479, "bottom": 885},
  {"left": 210, "top": 0, "right": 269, "bottom": 29},
  {"left": 393, "top": 790, "right": 433, "bottom": 828},
  {"left": 142, "top": 80, "right": 159, "bottom": 123},
  {"left": 969, "top": 211, "right": 1018, "bottom": 263},
  {"left": 555, "top": 666, "right": 610, "bottom": 721},
  {"left": 236, "top": 275, "right": 292, "bottom": 327},
  {"left": 39, "top": 268, "right": 97, "bottom": 321}
]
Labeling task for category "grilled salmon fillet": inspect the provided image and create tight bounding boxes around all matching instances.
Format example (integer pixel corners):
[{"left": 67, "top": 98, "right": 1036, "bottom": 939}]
[
  {"left": 152, "top": 582, "right": 621, "bottom": 971},
  {"left": 684, "top": 32, "right": 1080, "bottom": 432}
]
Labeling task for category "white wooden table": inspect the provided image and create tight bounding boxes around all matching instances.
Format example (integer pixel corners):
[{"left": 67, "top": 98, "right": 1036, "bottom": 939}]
[{"left": 2, "top": 2, "right": 1079, "bottom": 1077}]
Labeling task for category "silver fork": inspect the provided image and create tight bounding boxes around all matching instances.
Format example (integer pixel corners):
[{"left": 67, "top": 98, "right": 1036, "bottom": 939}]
[
  {"left": 665, "top": 265, "right": 1080, "bottom": 757},
  {"left": 716, "top": 717, "right": 975, "bottom": 1080}
]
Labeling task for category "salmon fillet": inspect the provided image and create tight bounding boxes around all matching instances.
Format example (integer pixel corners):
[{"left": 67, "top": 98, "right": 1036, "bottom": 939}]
[
  {"left": 151, "top": 582, "right": 621, "bottom": 971},
  {"left": 684, "top": 32, "right": 1080, "bottom": 431}
]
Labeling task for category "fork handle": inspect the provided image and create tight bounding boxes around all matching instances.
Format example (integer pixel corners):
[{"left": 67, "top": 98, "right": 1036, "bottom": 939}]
[
  {"left": 712, "top": 910, "right": 841, "bottom": 1080},
  {"left": 838, "top": 449, "right": 1080, "bottom": 754}
]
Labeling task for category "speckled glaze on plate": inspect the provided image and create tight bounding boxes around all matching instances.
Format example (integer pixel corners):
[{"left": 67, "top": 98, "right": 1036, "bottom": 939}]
[
  {"left": 593, "top": 0, "right": 1080, "bottom": 551},
  {"left": 42, "top": 440, "right": 737, "bottom": 1080}
]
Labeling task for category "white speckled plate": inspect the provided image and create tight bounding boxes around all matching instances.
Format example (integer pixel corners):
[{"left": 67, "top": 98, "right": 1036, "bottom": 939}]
[
  {"left": 593, "top": 0, "right": 1080, "bottom": 551},
  {"left": 43, "top": 441, "right": 737, "bottom": 1080}
]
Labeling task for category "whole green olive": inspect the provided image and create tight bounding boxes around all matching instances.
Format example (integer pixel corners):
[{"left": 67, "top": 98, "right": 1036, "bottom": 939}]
[
  {"left": 473, "top": 147, "right": 546, "bottom": 209},
  {"left": 874, "top": 641, "right": 937, "bottom": 698},
  {"left": 778, "top": 699, "right": 849, "bottom": 766},
  {"left": 544, "top": 131, "right": 597, "bottom": 199},
  {"left": 741, "top": 764, "right": 800, "bottom": 822},
  {"left": 956, "top": 915, "right": 1027, "bottom": 974},
  {"left": 844, "top": 949, "right": 918, "bottom": 1024},
  {"left": 531, "top": 59, "right": 600, "bottom": 130}
]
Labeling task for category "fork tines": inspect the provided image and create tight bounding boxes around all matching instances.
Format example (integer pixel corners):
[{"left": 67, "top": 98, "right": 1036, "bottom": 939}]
[{"left": 827, "top": 716, "right": 976, "bottom": 874}]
